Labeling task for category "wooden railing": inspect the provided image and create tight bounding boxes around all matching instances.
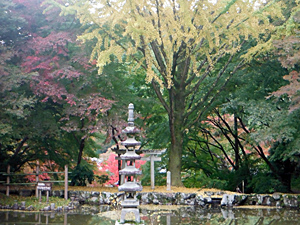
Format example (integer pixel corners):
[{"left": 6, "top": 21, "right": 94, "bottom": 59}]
[{"left": 0, "top": 163, "right": 70, "bottom": 200}]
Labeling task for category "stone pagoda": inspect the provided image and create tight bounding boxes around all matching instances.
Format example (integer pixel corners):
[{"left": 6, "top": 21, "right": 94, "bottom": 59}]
[{"left": 118, "top": 103, "right": 143, "bottom": 224}]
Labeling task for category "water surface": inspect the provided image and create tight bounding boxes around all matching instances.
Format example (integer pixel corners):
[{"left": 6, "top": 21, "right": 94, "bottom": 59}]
[{"left": 1, "top": 206, "right": 299, "bottom": 225}]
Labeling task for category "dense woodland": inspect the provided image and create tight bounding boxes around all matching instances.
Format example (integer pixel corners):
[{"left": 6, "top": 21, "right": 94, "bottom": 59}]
[{"left": 1, "top": 0, "right": 300, "bottom": 193}]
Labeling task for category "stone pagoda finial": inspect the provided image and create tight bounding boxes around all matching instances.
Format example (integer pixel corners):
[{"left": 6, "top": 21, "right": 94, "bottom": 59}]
[
  {"left": 128, "top": 103, "right": 134, "bottom": 126},
  {"left": 121, "top": 103, "right": 140, "bottom": 147}
]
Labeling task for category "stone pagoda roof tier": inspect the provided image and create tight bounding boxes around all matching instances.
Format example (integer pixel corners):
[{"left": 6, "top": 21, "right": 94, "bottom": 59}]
[
  {"left": 118, "top": 182, "right": 143, "bottom": 192},
  {"left": 119, "top": 166, "right": 142, "bottom": 175},
  {"left": 121, "top": 138, "right": 141, "bottom": 147},
  {"left": 120, "top": 154, "right": 141, "bottom": 160},
  {"left": 122, "top": 126, "right": 140, "bottom": 134}
]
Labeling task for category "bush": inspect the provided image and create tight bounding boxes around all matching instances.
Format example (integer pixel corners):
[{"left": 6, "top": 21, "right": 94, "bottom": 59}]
[
  {"left": 70, "top": 163, "right": 94, "bottom": 186},
  {"left": 182, "top": 170, "right": 229, "bottom": 189},
  {"left": 249, "top": 172, "right": 288, "bottom": 194},
  {"left": 95, "top": 174, "right": 109, "bottom": 186}
]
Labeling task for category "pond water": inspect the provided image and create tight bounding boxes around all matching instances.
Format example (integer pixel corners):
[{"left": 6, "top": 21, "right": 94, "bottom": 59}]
[{"left": 1, "top": 206, "right": 300, "bottom": 225}]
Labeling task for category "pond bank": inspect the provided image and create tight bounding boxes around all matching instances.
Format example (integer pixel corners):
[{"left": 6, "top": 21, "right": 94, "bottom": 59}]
[
  {"left": 61, "top": 190, "right": 300, "bottom": 208},
  {"left": 1, "top": 187, "right": 300, "bottom": 210}
]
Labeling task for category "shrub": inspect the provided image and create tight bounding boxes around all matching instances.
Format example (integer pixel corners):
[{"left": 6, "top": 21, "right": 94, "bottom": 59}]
[{"left": 70, "top": 163, "right": 94, "bottom": 186}]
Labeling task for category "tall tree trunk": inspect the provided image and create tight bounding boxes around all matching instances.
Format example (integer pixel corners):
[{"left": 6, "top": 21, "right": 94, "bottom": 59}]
[
  {"left": 168, "top": 87, "right": 185, "bottom": 186},
  {"left": 77, "top": 138, "right": 85, "bottom": 166},
  {"left": 169, "top": 116, "right": 184, "bottom": 186}
]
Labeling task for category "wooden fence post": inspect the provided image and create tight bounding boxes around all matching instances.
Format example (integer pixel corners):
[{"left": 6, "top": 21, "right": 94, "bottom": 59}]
[
  {"left": 6, "top": 165, "right": 10, "bottom": 197},
  {"left": 64, "top": 165, "right": 68, "bottom": 200},
  {"left": 35, "top": 161, "right": 39, "bottom": 198}
]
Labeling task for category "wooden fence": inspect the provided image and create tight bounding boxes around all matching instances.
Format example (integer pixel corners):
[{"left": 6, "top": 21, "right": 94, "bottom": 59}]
[{"left": 0, "top": 162, "right": 70, "bottom": 200}]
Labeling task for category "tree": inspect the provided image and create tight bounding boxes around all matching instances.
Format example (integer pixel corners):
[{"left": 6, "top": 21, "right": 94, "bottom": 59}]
[
  {"left": 0, "top": 0, "right": 116, "bottom": 181},
  {"left": 53, "top": 0, "right": 286, "bottom": 186},
  {"left": 19, "top": 0, "right": 115, "bottom": 170},
  {"left": 180, "top": 52, "right": 291, "bottom": 192},
  {"left": 261, "top": 1, "right": 300, "bottom": 191},
  {"left": 0, "top": 0, "right": 42, "bottom": 174}
]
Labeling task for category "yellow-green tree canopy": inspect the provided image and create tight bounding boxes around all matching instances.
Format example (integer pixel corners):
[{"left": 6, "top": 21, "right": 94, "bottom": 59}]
[{"left": 57, "top": 0, "right": 284, "bottom": 88}]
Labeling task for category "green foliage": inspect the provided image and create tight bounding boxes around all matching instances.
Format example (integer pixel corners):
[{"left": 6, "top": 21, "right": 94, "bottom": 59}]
[
  {"left": 0, "top": 1, "right": 28, "bottom": 46},
  {"left": 249, "top": 172, "right": 289, "bottom": 194},
  {"left": 70, "top": 162, "right": 95, "bottom": 186},
  {"left": 95, "top": 174, "right": 109, "bottom": 186},
  {"left": 183, "top": 170, "right": 229, "bottom": 190},
  {"left": 291, "top": 175, "right": 300, "bottom": 192}
]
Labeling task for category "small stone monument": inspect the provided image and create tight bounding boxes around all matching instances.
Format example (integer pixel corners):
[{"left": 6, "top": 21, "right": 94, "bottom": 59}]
[{"left": 117, "top": 103, "right": 143, "bottom": 224}]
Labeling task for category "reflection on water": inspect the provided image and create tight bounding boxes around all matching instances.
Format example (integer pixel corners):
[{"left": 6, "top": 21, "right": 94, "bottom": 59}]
[{"left": 1, "top": 206, "right": 300, "bottom": 225}]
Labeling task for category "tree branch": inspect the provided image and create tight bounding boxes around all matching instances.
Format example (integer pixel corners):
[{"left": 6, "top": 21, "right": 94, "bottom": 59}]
[
  {"left": 13, "top": 136, "right": 29, "bottom": 158},
  {"left": 151, "top": 80, "right": 170, "bottom": 114}
]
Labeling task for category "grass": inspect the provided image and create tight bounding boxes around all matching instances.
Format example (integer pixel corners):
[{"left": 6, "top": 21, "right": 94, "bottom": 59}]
[{"left": 0, "top": 193, "right": 70, "bottom": 211}]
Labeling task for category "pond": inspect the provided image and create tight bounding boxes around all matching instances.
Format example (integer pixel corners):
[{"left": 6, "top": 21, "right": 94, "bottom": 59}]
[{"left": 1, "top": 206, "right": 300, "bottom": 225}]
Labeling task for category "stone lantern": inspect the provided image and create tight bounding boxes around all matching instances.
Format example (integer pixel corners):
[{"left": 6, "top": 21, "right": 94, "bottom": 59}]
[{"left": 118, "top": 103, "right": 143, "bottom": 224}]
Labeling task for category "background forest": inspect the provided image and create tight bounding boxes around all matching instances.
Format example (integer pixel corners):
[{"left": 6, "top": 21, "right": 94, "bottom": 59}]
[{"left": 1, "top": 0, "right": 300, "bottom": 194}]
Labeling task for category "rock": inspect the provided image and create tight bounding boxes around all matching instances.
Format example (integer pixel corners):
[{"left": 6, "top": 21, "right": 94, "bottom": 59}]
[
  {"left": 56, "top": 206, "right": 63, "bottom": 212},
  {"left": 175, "top": 192, "right": 187, "bottom": 205},
  {"left": 184, "top": 193, "right": 196, "bottom": 200},
  {"left": 234, "top": 195, "right": 248, "bottom": 206},
  {"left": 154, "top": 193, "right": 173, "bottom": 205},
  {"left": 204, "top": 196, "right": 212, "bottom": 204},
  {"left": 12, "top": 203, "right": 19, "bottom": 210},
  {"left": 204, "top": 191, "right": 214, "bottom": 196},
  {"left": 257, "top": 195, "right": 264, "bottom": 205},
  {"left": 50, "top": 203, "right": 55, "bottom": 210},
  {"left": 195, "top": 195, "right": 206, "bottom": 207},
  {"left": 153, "top": 199, "right": 160, "bottom": 205},
  {"left": 265, "top": 196, "right": 273, "bottom": 206},
  {"left": 26, "top": 205, "right": 33, "bottom": 211},
  {"left": 80, "top": 191, "right": 91, "bottom": 203},
  {"left": 221, "top": 194, "right": 235, "bottom": 207},
  {"left": 89, "top": 196, "right": 99, "bottom": 204},
  {"left": 272, "top": 193, "right": 281, "bottom": 201},
  {"left": 102, "top": 192, "right": 112, "bottom": 204},
  {"left": 91, "top": 191, "right": 100, "bottom": 197},
  {"left": 139, "top": 192, "right": 152, "bottom": 204},
  {"left": 43, "top": 206, "right": 51, "bottom": 211},
  {"left": 276, "top": 201, "right": 281, "bottom": 208},
  {"left": 283, "top": 195, "right": 299, "bottom": 208}
]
